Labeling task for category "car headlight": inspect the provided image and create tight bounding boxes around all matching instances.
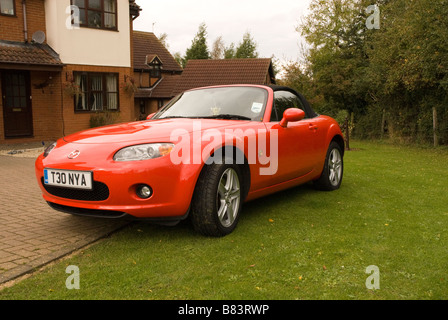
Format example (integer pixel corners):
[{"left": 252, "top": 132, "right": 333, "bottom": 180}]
[
  {"left": 113, "top": 143, "right": 174, "bottom": 162},
  {"left": 43, "top": 142, "right": 56, "bottom": 158}
]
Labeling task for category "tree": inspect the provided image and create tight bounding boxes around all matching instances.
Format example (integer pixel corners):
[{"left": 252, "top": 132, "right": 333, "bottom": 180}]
[
  {"left": 298, "top": 0, "right": 371, "bottom": 116},
  {"left": 293, "top": 0, "right": 448, "bottom": 144},
  {"left": 235, "top": 32, "right": 259, "bottom": 59},
  {"left": 183, "top": 23, "right": 210, "bottom": 67},
  {"left": 222, "top": 32, "right": 259, "bottom": 59},
  {"left": 224, "top": 43, "right": 236, "bottom": 59},
  {"left": 158, "top": 33, "right": 169, "bottom": 50},
  {"left": 211, "top": 36, "right": 225, "bottom": 59}
]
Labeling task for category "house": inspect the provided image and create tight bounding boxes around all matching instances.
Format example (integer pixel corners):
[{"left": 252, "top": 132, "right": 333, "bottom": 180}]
[
  {"left": 172, "top": 58, "right": 276, "bottom": 96},
  {"left": 132, "top": 47, "right": 276, "bottom": 118},
  {"left": 132, "top": 31, "right": 182, "bottom": 119},
  {"left": 0, "top": 0, "right": 141, "bottom": 144}
]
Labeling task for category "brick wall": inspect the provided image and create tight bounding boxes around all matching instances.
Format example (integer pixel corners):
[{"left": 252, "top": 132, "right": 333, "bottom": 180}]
[
  {"left": 0, "top": 69, "right": 62, "bottom": 143},
  {"left": 0, "top": 0, "right": 47, "bottom": 43},
  {"left": 29, "top": 70, "right": 63, "bottom": 141},
  {"left": 62, "top": 64, "right": 135, "bottom": 137},
  {"left": 0, "top": 75, "right": 3, "bottom": 141},
  {"left": 0, "top": 1, "right": 137, "bottom": 144},
  {"left": 0, "top": 65, "right": 135, "bottom": 144}
]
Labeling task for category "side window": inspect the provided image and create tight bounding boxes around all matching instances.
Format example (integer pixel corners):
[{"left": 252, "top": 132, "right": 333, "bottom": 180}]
[
  {"left": 0, "top": 0, "right": 15, "bottom": 16},
  {"left": 270, "top": 91, "right": 305, "bottom": 122}
]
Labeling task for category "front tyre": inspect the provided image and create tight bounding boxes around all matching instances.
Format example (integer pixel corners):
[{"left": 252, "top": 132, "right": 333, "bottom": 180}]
[
  {"left": 191, "top": 161, "right": 243, "bottom": 237},
  {"left": 314, "top": 141, "right": 344, "bottom": 191}
]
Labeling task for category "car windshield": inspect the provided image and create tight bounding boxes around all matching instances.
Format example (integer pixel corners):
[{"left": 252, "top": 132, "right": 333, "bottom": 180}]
[{"left": 153, "top": 86, "right": 268, "bottom": 121}]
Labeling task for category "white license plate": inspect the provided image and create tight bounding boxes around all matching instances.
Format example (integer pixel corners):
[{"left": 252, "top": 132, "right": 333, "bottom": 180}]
[{"left": 44, "top": 169, "right": 93, "bottom": 190}]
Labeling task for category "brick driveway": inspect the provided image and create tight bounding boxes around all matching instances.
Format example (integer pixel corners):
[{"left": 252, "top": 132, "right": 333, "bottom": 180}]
[{"left": 0, "top": 153, "right": 128, "bottom": 284}]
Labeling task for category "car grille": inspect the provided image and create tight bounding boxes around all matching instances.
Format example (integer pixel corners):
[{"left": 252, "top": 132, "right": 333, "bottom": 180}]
[{"left": 41, "top": 178, "right": 110, "bottom": 201}]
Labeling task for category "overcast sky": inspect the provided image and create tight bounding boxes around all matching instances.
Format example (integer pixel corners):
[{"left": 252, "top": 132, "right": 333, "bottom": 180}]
[{"left": 133, "top": 0, "right": 312, "bottom": 64}]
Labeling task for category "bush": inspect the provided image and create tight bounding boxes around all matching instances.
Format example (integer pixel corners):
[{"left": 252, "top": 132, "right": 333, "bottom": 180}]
[{"left": 89, "top": 111, "right": 121, "bottom": 128}]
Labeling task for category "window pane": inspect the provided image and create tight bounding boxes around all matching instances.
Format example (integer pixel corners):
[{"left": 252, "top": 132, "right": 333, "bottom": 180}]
[
  {"left": 104, "top": 0, "right": 116, "bottom": 13},
  {"left": 105, "top": 75, "right": 117, "bottom": 110},
  {"left": 5, "top": 96, "right": 13, "bottom": 108},
  {"left": 107, "top": 93, "right": 118, "bottom": 110},
  {"left": 105, "top": 74, "right": 117, "bottom": 92},
  {"left": 75, "top": 74, "right": 88, "bottom": 111},
  {"left": 5, "top": 84, "right": 12, "bottom": 96},
  {"left": 75, "top": 93, "right": 87, "bottom": 111},
  {"left": 0, "top": 0, "right": 15, "bottom": 15},
  {"left": 272, "top": 91, "right": 304, "bottom": 122},
  {"left": 73, "top": 0, "right": 85, "bottom": 9},
  {"left": 18, "top": 74, "right": 25, "bottom": 86},
  {"left": 91, "top": 93, "right": 103, "bottom": 111},
  {"left": 78, "top": 9, "right": 86, "bottom": 25},
  {"left": 88, "top": 0, "right": 101, "bottom": 9},
  {"left": 88, "top": 10, "right": 102, "bottom": 28},
  {"left": 104, "top": 13, "right": 116, "bottom": 28}
]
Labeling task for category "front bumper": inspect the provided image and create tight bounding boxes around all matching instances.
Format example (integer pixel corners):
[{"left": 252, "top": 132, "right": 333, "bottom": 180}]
[{"left": 35, "top": 144, "right": 201, "bottom": 220}]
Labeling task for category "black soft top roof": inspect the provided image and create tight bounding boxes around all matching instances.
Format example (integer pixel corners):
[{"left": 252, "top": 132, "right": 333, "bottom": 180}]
[{"left": 268, "top": 85, "right": 318, "bottom": 118}]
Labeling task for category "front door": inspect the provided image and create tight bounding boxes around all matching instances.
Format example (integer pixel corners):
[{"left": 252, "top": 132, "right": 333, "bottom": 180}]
[{"left": 1, "top": 71, "right": 33, "bottom": 138}]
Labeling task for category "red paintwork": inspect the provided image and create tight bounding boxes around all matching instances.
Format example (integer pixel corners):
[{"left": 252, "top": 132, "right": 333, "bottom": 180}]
[{"left": 35, "top": 85, "right": 344, "bottom": 220}]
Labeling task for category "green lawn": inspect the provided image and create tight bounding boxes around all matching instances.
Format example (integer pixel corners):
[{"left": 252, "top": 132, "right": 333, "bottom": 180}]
[{"left": 1, "top": 140, "right": 447, "bottom": 300}]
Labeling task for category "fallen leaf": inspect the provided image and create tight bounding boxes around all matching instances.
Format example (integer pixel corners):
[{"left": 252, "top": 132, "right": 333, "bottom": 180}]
[
  {"left": 269, "top": 219, "right": 274, "bottom": 223},
  {"left": 323, "top": 265, "right": 327, "bottom": 271}
]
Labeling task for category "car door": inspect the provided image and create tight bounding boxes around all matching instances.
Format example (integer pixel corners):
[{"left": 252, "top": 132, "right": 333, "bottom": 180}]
[{"left": 264, "top": 90, "right": 320, "bottom": 185}]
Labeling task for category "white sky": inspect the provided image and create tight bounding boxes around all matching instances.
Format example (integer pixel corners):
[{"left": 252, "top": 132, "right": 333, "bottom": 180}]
[{"left": 133, "top": 0, "right": 312, "bottom": 64}]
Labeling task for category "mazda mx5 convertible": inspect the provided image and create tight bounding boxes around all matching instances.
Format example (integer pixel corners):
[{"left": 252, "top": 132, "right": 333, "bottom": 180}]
[{"left": 36, "top": 84, "right": 344, "bottom": 237}]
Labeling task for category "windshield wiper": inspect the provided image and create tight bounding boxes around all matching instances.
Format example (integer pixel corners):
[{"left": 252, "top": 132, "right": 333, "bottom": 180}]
[
  {"left": 157, "top": 116, "right": 190, "bottom": 119},
  {"left": 199, "top": 114, "right": 252, "bottom": 121}
]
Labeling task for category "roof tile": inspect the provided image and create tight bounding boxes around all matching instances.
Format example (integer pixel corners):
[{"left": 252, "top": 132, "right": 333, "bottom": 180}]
[
  {"left": 0, "top": 40, "right": 63, "bottom": 67},
  {"left": 173, "top": 58, "right": 274, "bottom": 95},
  {"left": 133, "top": 31, "right": 182, "bottom": 72}
]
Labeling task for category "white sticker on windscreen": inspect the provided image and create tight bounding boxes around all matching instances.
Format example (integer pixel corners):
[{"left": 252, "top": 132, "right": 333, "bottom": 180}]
[{"left": 251, "top": 102, "right": 263, "bottom": 113}]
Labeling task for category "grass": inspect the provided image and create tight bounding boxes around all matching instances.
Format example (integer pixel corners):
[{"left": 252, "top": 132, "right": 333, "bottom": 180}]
[{"left": 0, "top": 140, "right": 447, "bottom": 300}]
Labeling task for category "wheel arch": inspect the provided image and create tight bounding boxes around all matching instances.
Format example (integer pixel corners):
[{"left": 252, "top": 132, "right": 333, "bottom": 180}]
[
  {"left": 199, "top": 145, "right": 251, "bottom": 201},
  {"left": 331, "top": 134, "right": 345, "bottom": 156}
]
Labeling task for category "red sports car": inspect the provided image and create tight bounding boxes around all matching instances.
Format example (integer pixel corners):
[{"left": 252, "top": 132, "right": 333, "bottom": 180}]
[{"left": 35, "top": 85, "right": 344, "bottom": 237}]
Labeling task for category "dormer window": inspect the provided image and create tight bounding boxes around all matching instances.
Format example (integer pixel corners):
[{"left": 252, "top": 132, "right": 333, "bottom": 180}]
[
  {"left": 146, "top": 55, "right": 163, "bottom": 79},
  {"left": 0, "top": 0, "right": 15, "bottom": 16},
  {"left": 71, "top": 0, "right": 117, "bottom": 30}
]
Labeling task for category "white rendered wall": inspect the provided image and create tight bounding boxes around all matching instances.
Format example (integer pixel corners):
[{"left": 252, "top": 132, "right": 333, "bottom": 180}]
[{"left": 45, "top": 0, "right": 131, "bottom": 68}]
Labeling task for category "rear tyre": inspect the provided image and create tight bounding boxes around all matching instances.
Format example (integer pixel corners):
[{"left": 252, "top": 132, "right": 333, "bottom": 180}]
[
  {"left": 191, "top": 160, "right": 243, "bottom": 237},
  {"left": 314, "top": 141, "right": 343, "bottom": 191}
]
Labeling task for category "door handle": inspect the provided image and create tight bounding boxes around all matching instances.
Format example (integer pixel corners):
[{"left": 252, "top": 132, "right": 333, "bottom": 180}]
[{"left": 309, "top": 123, "right": 318, "bottom": 131}]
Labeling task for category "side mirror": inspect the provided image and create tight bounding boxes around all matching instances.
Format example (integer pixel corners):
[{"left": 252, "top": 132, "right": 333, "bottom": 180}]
[
  {"left": 146, "top": 113, "right": 156, "bottom": 120},
  {"left": 279, "top": 108, "right": 305, "bottom": 127}
]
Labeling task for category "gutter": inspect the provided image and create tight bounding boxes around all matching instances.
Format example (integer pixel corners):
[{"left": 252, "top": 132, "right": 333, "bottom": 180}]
[{"left": 22, "top": 0, "right": 28, "bottom": 43}]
